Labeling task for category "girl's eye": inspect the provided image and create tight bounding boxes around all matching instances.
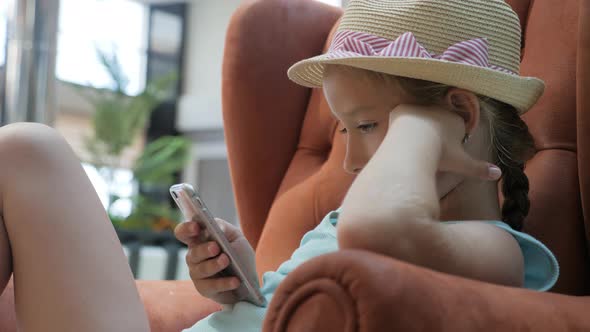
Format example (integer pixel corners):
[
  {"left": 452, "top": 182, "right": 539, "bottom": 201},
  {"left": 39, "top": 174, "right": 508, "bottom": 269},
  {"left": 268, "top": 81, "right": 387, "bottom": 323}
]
[
  {"left": 358, "top": 122, "right": 377, "bottom": 133},
  {"left": 338, "top": 122, "right": 378, "bottom": 134}
]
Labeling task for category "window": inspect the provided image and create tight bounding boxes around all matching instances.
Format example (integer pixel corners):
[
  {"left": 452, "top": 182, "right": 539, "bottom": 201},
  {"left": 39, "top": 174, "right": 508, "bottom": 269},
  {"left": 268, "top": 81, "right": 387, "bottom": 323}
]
[
  {"left": 316, "top": 0, "right": 342, "bottom": 6},
  {"left": 0, "top": 8, "right": 7, "bottom": 67},
  {"left": 56, "top": 0, "right": 148, "bottom": 95},
  {"left": 83, "top": 163, "right": 135, "bottom": 218},
  {"left": 146, "top": 6, "right": 185, "bottom": 98}
]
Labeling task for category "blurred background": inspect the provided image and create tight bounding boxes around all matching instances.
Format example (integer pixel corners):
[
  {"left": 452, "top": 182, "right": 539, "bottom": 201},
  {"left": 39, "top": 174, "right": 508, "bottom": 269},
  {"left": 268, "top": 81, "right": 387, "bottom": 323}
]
[{"left": 0, "top": 0, "right": 343, "bottom": 281}]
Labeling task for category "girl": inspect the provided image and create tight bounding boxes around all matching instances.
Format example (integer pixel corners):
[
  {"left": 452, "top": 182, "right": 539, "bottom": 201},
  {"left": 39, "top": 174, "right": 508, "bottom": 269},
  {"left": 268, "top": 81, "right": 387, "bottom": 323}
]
[{"left": 177, "top": 0, "right": 559, "bottom": 331}]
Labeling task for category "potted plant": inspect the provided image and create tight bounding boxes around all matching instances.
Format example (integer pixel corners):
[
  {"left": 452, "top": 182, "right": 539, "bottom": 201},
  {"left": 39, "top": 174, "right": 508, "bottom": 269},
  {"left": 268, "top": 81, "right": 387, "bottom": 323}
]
[{"left": 79, "top": 49, "right": 189, "bottom": 238}]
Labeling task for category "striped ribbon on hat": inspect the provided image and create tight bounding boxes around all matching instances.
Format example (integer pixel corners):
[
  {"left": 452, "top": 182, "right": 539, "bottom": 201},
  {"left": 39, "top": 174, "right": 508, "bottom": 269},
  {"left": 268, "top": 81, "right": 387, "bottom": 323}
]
[{"left": 327, "top": 30, "right": 515, "bottom": 75}]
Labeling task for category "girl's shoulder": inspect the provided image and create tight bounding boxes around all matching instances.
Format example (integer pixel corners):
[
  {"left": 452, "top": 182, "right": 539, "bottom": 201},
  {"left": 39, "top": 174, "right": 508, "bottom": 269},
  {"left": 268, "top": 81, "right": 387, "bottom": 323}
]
[{"left": 445, "top": 220, "right": 560, "bottom": 292}]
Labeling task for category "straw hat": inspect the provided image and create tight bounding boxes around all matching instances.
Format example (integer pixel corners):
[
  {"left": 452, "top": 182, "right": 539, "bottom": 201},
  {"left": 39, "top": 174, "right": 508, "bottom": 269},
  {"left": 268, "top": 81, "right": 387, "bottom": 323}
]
[{"left": 287, "top": 0, "right": 544, "bottom": 114}]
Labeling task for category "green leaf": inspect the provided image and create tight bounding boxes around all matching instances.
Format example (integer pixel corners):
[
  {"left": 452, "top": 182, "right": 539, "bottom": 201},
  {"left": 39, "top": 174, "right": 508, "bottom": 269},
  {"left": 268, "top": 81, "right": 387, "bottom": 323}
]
[
  {"left": 96, "top": 48, "right": 129, "bottom": 94},
  {"left": 78, "top": 47, "right": 177, "bottom": 167},
  {"left": 133, "top": 136, "right": 191, "bottom": 185},
  {"left": 118, "top": 195, "right": 182, "bottom": 231}
]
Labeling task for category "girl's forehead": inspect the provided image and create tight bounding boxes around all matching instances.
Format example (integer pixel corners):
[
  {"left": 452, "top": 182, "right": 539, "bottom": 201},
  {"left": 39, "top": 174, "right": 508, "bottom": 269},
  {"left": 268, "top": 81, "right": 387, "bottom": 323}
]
[
  {"left": 331, "top": 105, "right": 379, "bottom": 118},
  {"left": 324, "top": 70, "right": 407, "bottom": 104}
]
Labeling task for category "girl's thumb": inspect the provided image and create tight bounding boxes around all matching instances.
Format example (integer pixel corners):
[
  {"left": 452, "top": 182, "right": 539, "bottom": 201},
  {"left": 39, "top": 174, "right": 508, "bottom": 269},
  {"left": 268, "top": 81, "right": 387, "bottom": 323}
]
[
  {"left": 486, "top": 163, "right": 502, "bottom": 181},
  {"left": 460, "top": 155, "right": 502, "bottom": 181}
]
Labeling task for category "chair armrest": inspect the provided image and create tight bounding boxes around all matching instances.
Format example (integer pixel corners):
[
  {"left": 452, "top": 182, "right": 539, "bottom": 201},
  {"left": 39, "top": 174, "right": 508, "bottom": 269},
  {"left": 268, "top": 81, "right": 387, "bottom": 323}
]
[
  {"left": 0, "top": 279, "right": 221, "bottom": 332},
  {"left": 264, "top": 250, "right": 590, "bottom": 332}
]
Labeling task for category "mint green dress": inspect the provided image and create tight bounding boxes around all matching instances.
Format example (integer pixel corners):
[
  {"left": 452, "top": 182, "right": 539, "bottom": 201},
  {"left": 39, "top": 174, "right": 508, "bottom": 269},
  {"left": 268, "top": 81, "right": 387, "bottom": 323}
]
[{"left": 184, "top": 208, "right": 559, "bottom": 331}]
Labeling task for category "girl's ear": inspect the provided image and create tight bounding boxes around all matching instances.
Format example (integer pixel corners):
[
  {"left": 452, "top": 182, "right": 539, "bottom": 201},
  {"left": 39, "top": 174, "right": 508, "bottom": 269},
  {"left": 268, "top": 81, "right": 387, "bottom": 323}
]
[{"left": 444, "top": 88, "right": 480, "bottom": 135}]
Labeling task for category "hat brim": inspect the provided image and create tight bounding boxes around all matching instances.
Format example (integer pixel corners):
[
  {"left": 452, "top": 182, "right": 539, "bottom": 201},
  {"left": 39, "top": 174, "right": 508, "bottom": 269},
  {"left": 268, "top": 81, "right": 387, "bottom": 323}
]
[{"left": 287, "top": 54, "right": 545, "bottom": 114}]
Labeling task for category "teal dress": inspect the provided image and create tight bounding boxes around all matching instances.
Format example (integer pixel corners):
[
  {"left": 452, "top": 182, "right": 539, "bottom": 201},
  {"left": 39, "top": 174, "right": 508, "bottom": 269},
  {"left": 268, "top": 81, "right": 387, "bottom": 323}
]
[{"left": 184, "top": 208, "right": 559, "bottom": 331}]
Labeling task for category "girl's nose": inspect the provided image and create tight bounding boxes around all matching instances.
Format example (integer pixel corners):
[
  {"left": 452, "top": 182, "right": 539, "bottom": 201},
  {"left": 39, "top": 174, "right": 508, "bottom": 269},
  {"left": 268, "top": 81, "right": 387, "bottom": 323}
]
[{"left": 343, "top": 141, "right": 365, "bottom": 174}]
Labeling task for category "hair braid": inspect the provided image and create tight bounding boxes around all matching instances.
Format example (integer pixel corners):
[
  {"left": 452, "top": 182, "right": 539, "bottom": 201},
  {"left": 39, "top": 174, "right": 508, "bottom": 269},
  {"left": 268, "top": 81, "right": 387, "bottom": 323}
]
[
  {"left": 498, "top": 163, "right": 529, "bottom": 231},
  {"left": 485, "top": 97, "right": 535, "bottom": 231}
]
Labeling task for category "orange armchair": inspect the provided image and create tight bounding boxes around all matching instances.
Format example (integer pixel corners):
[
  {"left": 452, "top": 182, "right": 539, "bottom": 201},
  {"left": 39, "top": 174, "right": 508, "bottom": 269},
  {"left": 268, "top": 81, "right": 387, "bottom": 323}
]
[{"left": 221, "top": 0, "right": 590, "bottom": 331}]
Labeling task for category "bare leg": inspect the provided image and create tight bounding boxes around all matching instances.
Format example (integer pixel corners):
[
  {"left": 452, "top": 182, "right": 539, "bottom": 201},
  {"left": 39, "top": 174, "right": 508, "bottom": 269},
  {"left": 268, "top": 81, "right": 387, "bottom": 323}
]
[{"left": 0, "top": 123, "right": 149, "bottom": 331}]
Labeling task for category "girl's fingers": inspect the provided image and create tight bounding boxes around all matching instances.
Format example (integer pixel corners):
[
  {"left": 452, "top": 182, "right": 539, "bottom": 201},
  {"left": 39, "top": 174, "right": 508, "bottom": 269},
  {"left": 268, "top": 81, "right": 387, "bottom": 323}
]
[
  {"left": 186, "top": 241, "right": 220, "bottom": 265},
  {"left": 444, "top": 147, "right": 501, "bottom": 181},
  {"left": 174, "top": 221, "right": 200, "bottom": 245},
  {"left": 189, "top": 253, "right": 230, "bottom": 280},
  {"left": 460, "top": 158, "right": 502, "bottom": 181},
  {"left": 486, "top": 163, "right": 503, "bottom": 180},
  {"left": 194, "top": 276, "right": 241, "bottom": 297}
]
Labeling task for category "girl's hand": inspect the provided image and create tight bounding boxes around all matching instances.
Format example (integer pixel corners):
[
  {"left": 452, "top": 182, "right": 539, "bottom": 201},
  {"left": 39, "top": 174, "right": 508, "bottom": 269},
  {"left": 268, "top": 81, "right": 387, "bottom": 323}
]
[
  {"left": 388, "top": 104, "right": 501, "bottom": 181},
  {"left": 174, "top": 218, "right": 258, "bottom": 305}
]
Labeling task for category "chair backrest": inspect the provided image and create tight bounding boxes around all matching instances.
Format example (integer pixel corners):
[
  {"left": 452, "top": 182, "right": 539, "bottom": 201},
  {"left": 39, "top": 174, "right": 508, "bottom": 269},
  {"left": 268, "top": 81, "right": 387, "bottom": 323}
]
[{"left": 222, "top": 0, "right": 590, "bottom": 295}]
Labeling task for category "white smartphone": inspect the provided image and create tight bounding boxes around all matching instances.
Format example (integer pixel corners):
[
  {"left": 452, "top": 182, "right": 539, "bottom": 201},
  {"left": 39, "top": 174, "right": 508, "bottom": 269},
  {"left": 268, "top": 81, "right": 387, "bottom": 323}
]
[{"left": 170, "top": 183, "right": 266, "bottom": 307}]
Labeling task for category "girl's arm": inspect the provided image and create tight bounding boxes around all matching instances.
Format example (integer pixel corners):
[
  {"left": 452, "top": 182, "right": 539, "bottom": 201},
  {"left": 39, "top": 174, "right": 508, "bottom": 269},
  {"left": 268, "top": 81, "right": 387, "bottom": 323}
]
[{"left": 337, "top": 105, "right": 524, "bottom": 287}]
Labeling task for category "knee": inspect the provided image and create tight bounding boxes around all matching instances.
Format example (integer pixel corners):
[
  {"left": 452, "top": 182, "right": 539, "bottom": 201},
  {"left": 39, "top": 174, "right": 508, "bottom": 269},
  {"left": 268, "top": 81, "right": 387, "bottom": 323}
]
[{"left": 0, "top": 122, "right": 72, "bottom": 162}]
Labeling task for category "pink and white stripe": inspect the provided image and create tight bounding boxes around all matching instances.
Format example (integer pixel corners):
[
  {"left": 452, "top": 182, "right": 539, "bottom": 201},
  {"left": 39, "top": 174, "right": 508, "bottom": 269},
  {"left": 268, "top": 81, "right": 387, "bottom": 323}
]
[{"left": 327, "top": 30, "right": 515, "bottom": 75}]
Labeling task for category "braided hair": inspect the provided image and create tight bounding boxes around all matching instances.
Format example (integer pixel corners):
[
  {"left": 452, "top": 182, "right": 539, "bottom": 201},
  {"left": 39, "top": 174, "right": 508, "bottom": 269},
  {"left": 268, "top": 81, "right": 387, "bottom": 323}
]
[{"left": 483, "top": 97, "right": 535, "bottom": 231}]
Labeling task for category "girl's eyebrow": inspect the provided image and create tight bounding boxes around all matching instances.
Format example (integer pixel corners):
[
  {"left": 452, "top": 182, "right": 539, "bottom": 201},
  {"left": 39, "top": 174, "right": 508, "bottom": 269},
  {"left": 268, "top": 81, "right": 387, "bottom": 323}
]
[{"left": 336, "top": 105, "right": 376, "bottom": 117}]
